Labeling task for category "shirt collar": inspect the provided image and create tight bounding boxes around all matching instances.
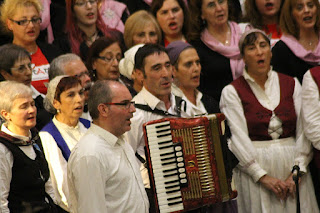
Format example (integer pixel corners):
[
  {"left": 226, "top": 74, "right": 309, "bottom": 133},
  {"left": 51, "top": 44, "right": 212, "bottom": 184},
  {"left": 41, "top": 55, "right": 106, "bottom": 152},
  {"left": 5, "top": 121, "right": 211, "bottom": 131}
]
[
  {"left": 1, "top": 124, "right": 31, "bottom": 141},
  {"left": 53, "top": 116, "right": 80, "bottom": 130},
  {"left": 90, "top": 123, "right": 122, "bottom": 147},
  {"left": 139, "top": 87, "right": 174, "bottom": 110},
  {"left": 243, "top": 66, "right": 273, "bottom": 84},
  {"left": 172, "top": 83, "right": 203, "bottom": 106}
]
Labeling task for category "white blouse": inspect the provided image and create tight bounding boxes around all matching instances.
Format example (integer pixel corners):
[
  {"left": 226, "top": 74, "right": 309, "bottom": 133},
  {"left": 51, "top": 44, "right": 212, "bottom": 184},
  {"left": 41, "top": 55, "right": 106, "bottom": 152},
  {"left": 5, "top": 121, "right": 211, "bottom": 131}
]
[
  {"left": 39, "top": 117, "right": 88, "bottom": 211},
  {"left": 220, "top": 70, "right": 302, "bottom": 182}
]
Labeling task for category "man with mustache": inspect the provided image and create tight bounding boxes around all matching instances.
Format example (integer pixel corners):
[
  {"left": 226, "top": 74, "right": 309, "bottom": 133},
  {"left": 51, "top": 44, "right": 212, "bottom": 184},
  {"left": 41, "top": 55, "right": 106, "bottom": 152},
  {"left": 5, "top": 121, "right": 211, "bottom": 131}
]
[
  {"left": 125, "top": 44, "right": 185, "bottom": 212},
  {"left": 68, "top": 80, "right": 149, "bottom": 213}
]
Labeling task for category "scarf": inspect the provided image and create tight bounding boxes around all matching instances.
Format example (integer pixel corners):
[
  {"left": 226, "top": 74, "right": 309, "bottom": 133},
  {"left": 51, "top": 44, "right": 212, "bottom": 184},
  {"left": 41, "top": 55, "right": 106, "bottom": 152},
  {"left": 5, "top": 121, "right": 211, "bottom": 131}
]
[
  {"left": 201, "top": 21, "right": 245, "bottom": 80},
  {"left": 281, "top": 33, "right": 320, "bottom": 66}
]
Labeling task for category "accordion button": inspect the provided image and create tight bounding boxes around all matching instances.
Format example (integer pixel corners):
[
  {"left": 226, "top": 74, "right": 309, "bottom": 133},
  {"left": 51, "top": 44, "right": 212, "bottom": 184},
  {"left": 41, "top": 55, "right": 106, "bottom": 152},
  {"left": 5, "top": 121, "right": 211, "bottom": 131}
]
[
  {"left": 175, "top": 146, "right": 182, "bottom": 151},
  {"left": 177, "top": 162, "right": 184, "bottom": 167},
  {"left": 180, "top": 173, "right": 186, "bottom": 178},
  {"left": 178, "top": 168, "right": 185, "bottom": 173},
  {"left": 177, "top": 157, "right": 183, "bottom": 162},
  {"left": 176, "top": 151, "right": 183, "bottom": 157}
]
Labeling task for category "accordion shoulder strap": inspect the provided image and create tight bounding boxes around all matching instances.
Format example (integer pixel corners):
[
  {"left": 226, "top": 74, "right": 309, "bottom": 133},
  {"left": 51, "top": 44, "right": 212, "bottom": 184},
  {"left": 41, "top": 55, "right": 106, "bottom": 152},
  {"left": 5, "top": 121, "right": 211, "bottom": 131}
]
[{"left": 134, "top": 96, "right": 185, "bottom": 117}]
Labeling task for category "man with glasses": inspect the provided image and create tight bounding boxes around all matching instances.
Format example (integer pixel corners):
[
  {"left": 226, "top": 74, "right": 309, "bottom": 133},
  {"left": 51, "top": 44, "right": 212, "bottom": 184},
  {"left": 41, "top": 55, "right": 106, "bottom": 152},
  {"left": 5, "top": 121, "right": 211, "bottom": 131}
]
[
  {"left": 49, "top": 53, "right": 92, "bottom": 120},
  {"left": 125, "top": 44, "right": 186, "bottom": 212},
  {"left": 68, "top": 80, "right": 149, "bottom": 213}
]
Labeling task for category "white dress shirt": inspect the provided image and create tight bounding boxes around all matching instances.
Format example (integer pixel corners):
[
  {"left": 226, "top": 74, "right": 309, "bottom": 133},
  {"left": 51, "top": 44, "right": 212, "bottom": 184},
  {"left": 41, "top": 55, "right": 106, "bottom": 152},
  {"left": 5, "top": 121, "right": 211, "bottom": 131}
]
[
  {"left": 296, "top": 70, "right": 320, "bottom": 171},
  {"left": 171, "top": 83, "right": 207, "bottom": 117},
  {"left": 39, "top": 117, "right": 88, "bottom": 211},
  {"left": 125, "top": 87, "right": 179, "bottom": 188},
  {"left": 0, "top": 125, "right": 55, "bottom": 213},
  {"left": 68, "top": 124, "right": 149, "bottom": 213},
  {"left": 220, "top": 70, "right": 302, "bottom": 181}
]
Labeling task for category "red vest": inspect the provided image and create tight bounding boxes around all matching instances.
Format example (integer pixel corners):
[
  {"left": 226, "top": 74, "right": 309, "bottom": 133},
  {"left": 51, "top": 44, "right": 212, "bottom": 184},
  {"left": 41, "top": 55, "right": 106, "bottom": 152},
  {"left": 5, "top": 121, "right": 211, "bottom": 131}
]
[
  {"left": 231, "top": 72, "right": 297, "bottom": 141},
  {"left": 309, "top": 67, "right": 320, "bottom": 168}
]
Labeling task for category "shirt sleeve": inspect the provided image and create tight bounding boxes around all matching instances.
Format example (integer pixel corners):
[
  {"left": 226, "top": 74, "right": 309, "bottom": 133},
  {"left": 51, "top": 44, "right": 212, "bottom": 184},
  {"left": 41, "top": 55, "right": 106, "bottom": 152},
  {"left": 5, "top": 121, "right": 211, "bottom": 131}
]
[
  {"left": 69, "top": 156, "right": 108, "bottom": 213},
  {"left": 0, "top": 144, "right": 12, "bottom": 213},
  {"left": 220, "top": 85, "right": 267, "bottom": 182},
  {"left": 39, "top": 131, "right": 70, "bottom": 210},
  {"left": 295, "top": 72, "right": 316, "bottom": 172}
]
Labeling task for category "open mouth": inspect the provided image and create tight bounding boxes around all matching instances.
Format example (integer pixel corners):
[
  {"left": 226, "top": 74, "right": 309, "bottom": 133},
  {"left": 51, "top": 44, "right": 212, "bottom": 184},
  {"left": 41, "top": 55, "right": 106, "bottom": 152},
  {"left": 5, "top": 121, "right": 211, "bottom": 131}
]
[
  {"left": 87, "top": 12, "right": 95, "bottom": 18},
  {"left": 303, "top": 16, "right": 313, "bottom": 21},
  {"left": 265, "top": 2, "right": 274, "bottom": 10},
  {"left": 257, "top": 59, "right": 265, "bottom": 65},
  {"left": 27, "top": 30, "right": 35, "bottom": 36},
  {"left": 169, "top": 22, "right": 178, "bottom": 30},
  {"left": 74, "top": 106, "right": 83, "bottom": 111}
]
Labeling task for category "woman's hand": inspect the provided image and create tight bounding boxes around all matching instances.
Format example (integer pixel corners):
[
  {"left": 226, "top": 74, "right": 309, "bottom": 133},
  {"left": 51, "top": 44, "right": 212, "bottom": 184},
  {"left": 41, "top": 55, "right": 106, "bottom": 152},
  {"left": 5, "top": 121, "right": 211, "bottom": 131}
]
[
  {"left": 259, "top": 175, "right": 288, "bottom": 200},
  {"left": 285, "top": 173, "right": 300, "bottom": 198}
]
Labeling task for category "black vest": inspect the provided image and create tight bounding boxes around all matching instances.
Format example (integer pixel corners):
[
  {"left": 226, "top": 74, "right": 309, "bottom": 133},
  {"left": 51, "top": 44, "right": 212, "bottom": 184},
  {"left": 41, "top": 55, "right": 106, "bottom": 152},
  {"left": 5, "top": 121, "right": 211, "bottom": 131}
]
[{"left": 0, "top": 131, "right": 56, "bottom": 213}]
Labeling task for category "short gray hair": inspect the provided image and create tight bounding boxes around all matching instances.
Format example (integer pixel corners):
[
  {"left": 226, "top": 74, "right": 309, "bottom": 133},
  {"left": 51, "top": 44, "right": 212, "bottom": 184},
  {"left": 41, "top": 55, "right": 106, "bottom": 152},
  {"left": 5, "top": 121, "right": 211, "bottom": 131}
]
[
  {"left": 0, "top": 81, "right": 32, "bottom": 120},
  {"left": 48, "top": 54, "right": 81, "bottom": 80},
  {"left": 88, "top": 80, "right": 114, "bottom": 120}
]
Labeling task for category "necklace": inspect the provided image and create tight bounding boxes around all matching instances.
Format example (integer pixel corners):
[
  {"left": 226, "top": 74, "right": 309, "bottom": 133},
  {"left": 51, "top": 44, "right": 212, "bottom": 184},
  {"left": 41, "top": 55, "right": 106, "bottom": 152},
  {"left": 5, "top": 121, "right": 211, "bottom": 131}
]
[{"left": 224, "top": 27, "right": 231, "bottom": 45}]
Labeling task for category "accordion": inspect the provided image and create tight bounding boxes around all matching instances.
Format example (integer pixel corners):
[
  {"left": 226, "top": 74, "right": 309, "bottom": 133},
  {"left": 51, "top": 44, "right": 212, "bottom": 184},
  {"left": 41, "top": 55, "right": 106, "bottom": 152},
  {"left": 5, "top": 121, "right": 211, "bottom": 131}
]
[{"left": 143, "top": 114, "right": 237, "bottom": 213}]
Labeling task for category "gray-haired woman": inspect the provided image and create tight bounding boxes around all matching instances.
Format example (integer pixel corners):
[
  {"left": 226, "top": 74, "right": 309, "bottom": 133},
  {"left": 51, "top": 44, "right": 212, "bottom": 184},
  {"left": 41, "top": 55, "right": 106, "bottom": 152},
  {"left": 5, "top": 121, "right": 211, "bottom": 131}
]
[
  {"left": 0, "top": 81, "right": 57, "bottom": 212},
  {"left": 39, "top": 76, "right": 90, "bottom": 212}
]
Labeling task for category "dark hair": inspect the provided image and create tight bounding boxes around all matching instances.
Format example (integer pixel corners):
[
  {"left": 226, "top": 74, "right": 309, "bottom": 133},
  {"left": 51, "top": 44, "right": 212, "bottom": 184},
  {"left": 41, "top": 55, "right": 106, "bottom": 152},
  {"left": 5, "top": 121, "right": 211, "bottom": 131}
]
[
  {"left": 151, "top": 0, "right": 191, "bottom": 40},
  {"left": 0, "top": 44, "right": 30, "bottom": 79},
  {"left": 240, "top": 32, "right": 270, "bottom": 55},
  {"left": 86, "top": 36, "right": 122, "bottom": 81},
  {"left": 188, "top": 0, "right": 237, "bottom": 41},
  {"left": 54, "top": 76, "right": 81, "bottom": 102},
  {"left": 134, "top": 43, "right": 167, "bottom": 74},
  {"left": 88, "top": 80, "right": 113, "bottom": 120},
  {"left": 243, "top": 0, "right": 285, "bottom": 29}
]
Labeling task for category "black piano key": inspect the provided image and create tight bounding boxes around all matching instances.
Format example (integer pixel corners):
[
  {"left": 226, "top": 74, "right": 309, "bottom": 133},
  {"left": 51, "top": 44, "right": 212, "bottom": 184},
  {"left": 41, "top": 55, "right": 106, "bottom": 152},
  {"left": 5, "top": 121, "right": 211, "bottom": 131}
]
[
  {"left": 163, "top": 172, "right": 178, "bottom": 178},
  {"left": 162, "top": 160, "right": 176, "bottom": 166},
  {"left": 163, "top": 168, "right": 177, "bottom": 173},
  {"left": 167, "top": 196, "right": 182, "bottom": 201},
  {"left": 167, "top": 189, "right": 181, "bottom": 194},
  {"left": 159, "top": 144, "right": 174, "bottom": 150},
  {"left": 165, "top": 179, "right": 180, "bottom": 185},
  {"left": 160, "top": 151, "right": 175, "bottom": 157},
  {"left": 157, "top": 133, "right": 172, "bottom": 138},
  {"left": 168, "top": 200, "right": 183, "bottom": 206},
  {"left": 155, "top": 123, "right": 170, "bottom": 129},
  {"left": 165, "top": 184, "right": 180, "bottom": 189},
  {"left": 161, "top": 156, "right": 176, "bottom": 161},
  {"left": 158, "top": 140, "right": 172, "bottom": 145},
  {"left": 156, "top": 128, "right": 170, "bottom": 134}
]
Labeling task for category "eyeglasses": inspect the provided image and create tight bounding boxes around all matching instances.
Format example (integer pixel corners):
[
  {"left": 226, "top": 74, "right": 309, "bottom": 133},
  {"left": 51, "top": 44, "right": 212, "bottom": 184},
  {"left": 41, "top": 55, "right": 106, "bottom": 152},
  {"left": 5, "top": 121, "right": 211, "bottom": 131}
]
[
  {"left": 97, "top": 55, "right": 122, "bottom": 63},
  {"left": 10, "top": 17, "right": 42, "bottom": 26},
  {"left": 74, "top": 0, "right": 97, "bottom": 7},
  {"left": 103, "top": 101, "right": 135, "bottom": 109},
  {"left": 74, "top": 70, "right": 90, "bottom": 79},
  {"left": 11, "top": 63, "right": 34, "bottom": 73}
]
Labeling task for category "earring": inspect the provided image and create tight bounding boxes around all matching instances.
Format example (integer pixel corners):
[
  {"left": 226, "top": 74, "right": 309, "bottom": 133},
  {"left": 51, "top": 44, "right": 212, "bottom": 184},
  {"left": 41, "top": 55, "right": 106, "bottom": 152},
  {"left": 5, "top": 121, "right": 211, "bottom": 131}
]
[
  {"left": 202, "top": 19, "right": 207, "bottom": 26},
  {"left": 57, "top": 109, "right": 61, "bottom": 113}
]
